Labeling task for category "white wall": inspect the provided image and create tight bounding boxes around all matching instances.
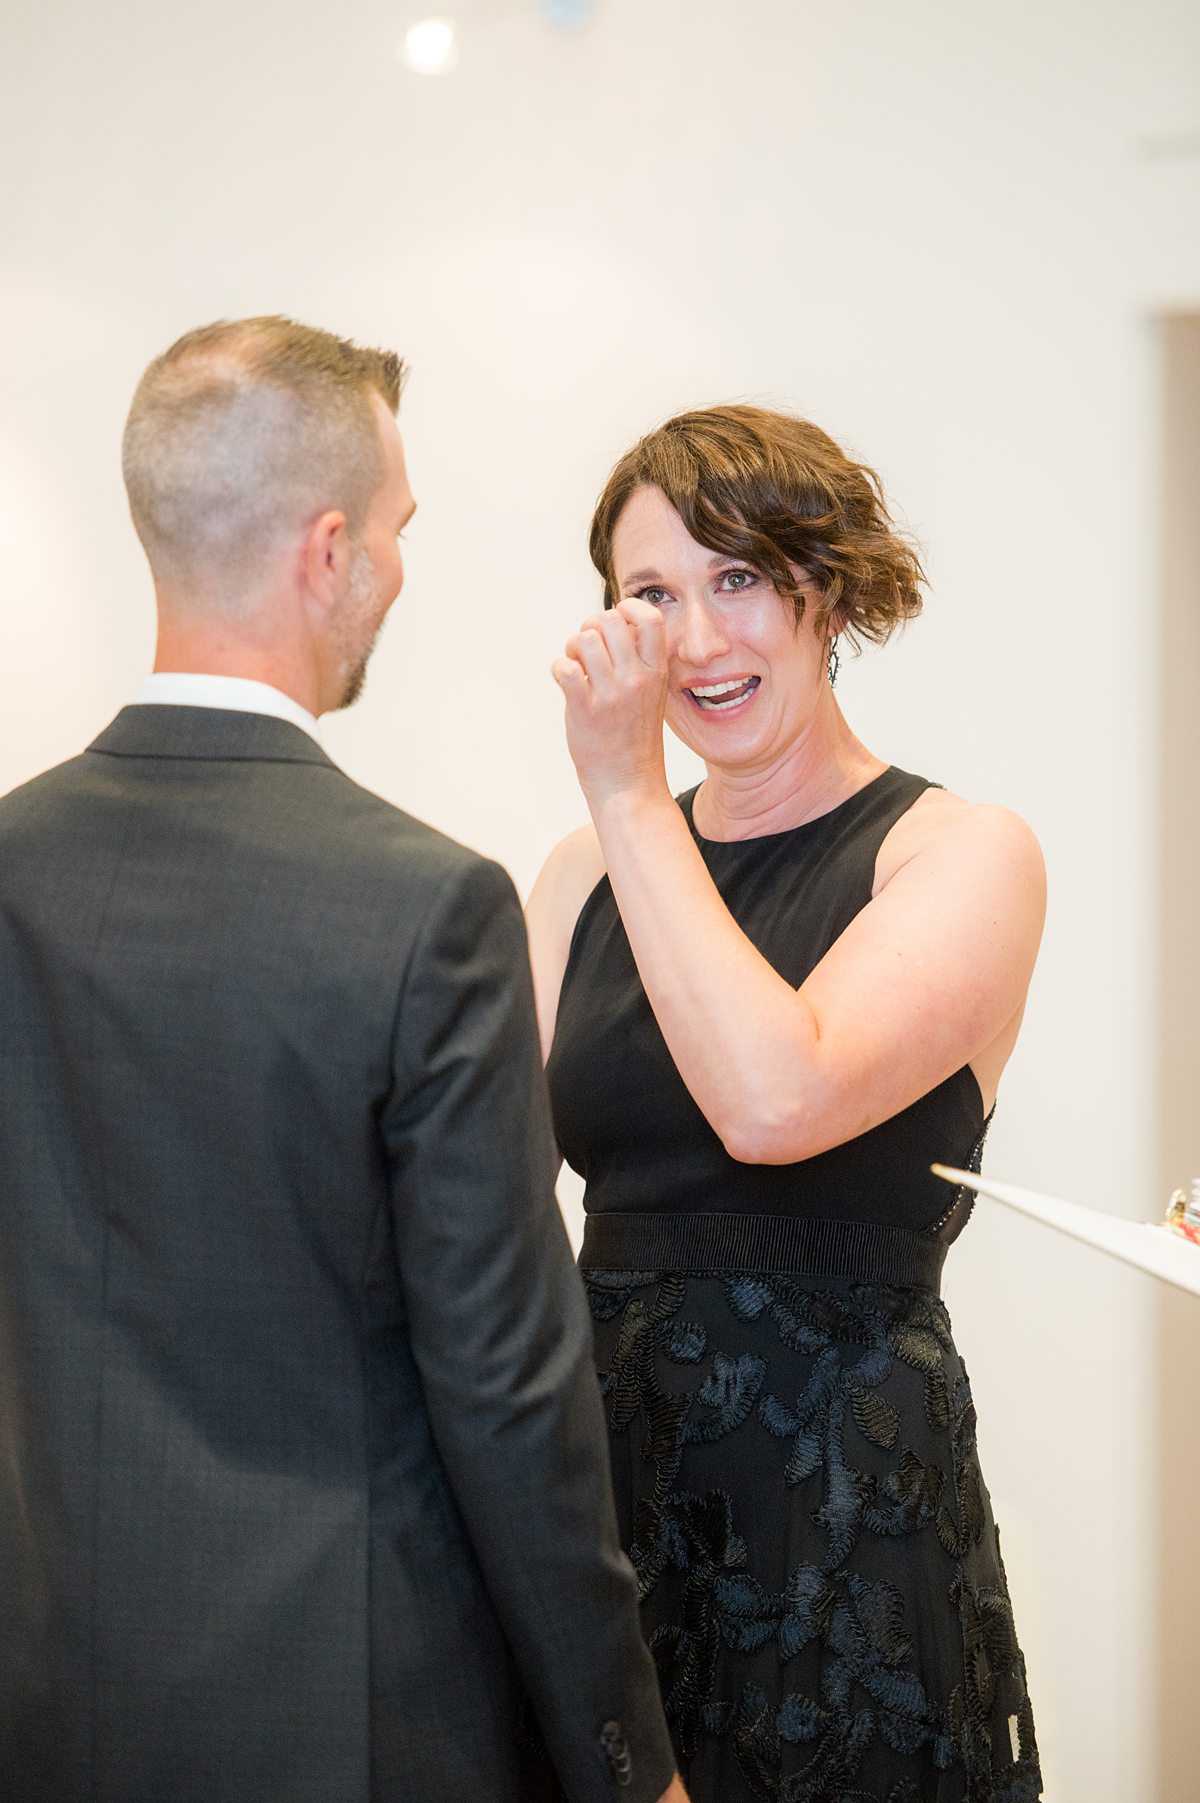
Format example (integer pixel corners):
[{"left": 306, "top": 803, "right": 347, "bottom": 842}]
[{"left": 4, "top": 2, "right": 1200, "bottom": 1795}]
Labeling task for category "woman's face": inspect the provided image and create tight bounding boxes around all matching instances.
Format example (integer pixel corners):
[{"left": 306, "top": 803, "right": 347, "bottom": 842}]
[{"left": 609, "top": 484, "right": 829, "bottom": 770}]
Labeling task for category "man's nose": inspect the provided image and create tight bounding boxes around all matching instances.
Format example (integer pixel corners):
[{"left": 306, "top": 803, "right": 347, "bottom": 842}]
[{"left": 674, "top": 598, "right": 730, "bottom": 667}]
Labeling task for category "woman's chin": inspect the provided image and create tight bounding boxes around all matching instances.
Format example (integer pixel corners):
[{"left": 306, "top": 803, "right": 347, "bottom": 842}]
[{"left": 670, "top": 722, "right": 767, "bottom": 771}]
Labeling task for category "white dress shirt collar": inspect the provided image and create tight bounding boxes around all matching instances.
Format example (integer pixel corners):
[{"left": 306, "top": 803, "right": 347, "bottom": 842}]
[{"left": 131, "top": 674, "right": 322, "bottom": 745}]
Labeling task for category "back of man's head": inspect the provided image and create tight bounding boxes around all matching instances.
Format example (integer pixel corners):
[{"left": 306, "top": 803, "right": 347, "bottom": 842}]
[{"left": 122, "top": 316, "right": 407, "bottom": 612}]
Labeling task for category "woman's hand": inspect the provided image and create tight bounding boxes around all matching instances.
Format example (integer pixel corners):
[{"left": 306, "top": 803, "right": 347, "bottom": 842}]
[{"left": 552, "top": 599, "right": 670, "bottom": 812}]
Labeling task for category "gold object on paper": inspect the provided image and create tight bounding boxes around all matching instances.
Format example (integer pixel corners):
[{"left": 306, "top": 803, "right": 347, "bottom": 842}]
[{"left": 1163, "top": 1185, "right": 1200, "bottom": 1246}]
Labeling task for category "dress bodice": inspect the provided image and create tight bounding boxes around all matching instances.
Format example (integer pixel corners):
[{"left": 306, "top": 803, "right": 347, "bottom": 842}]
[{"left": 545, "top": 766, "right": 987, "bottom": 1237}]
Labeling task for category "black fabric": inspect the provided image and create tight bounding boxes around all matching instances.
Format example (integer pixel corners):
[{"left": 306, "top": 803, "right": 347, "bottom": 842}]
[
  {"left": 581, "top": 1211, "right": 949, "bottom": 1294},
  {"left": 547, "top": 768, "right": 1043, "bottom": 1802},
  {"left": 548, "top": 770, "right": 985, "bottom": 1233},
  {"left": 579, "top": 1264, "right": 1041, "bottom": 1803},
  {"left": 0, "top": 706, "right": 676, "bottom": 1803}
]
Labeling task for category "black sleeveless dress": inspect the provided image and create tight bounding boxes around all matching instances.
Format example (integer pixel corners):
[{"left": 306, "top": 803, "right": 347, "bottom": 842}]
[{"left": 546, "top": 769, "right": 1042, "bottom": 1803}]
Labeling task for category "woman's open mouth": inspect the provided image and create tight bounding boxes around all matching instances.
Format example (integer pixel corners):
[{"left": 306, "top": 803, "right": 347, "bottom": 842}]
[{"left": 685, "top": 675, "right": 760, "bottom": 714}]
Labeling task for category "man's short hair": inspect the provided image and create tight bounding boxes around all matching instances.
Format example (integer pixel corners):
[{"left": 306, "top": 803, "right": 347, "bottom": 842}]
[{"left": 122, "top": 316, "right": 407, "bottom": 607}]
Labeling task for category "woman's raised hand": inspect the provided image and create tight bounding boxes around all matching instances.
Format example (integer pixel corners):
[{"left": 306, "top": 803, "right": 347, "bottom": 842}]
[{"left": 552, "top": 598, "right": 670, "bottom": 812}]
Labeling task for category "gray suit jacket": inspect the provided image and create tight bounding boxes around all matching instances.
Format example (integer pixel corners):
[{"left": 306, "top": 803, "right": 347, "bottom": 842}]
[{"left": 0, "top": 706, "right": 675, "bottom": 1803}]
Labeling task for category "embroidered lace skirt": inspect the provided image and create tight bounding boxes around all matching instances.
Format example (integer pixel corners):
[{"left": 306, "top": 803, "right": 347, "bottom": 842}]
[{"left": 580, "top": 1211, "right": 1043, "bottom": 1803}]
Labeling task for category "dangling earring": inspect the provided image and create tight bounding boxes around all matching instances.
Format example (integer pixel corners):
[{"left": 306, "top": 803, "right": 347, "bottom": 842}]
[{"left": 826, "top": 633, "right": 840, "bottom": 689}]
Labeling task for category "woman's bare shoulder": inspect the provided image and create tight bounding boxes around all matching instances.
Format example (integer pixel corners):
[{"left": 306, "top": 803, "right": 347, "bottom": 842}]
[
  {"left": 876, "top": 783, "right": 1045, "bottom": 899},
  {"left": 525, "top": 824, "right": 608, "bottom": 1058},
  {"left": 535, "top": 821, "right": 606, "bottom": 901},
  {"left": 525, "top": 822, "right": 608, "bottom": 945}
]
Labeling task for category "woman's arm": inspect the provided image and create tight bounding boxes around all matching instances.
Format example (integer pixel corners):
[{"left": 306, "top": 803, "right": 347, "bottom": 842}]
[
  {"left": 588, "top": 784, "right": 1042, "bottom": 1161},
  {"left": 551, "top": 600, "right": 1046, "bottom": 1163}
]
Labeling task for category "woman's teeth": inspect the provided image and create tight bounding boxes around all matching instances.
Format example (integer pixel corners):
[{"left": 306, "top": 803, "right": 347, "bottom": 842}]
[{"left": 688, "top": 676, "right": 760, "bottom": 711}]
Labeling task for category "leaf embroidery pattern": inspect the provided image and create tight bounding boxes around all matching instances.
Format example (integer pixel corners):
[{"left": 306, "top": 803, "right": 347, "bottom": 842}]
[{"left": 584, "top": 1266, "right": 1043, "bottom": 1803}]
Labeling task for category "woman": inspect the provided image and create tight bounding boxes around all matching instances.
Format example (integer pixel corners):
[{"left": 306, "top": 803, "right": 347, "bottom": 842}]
[{"left": 526, "top": 406, "right": 1045, "bottom": 1803}]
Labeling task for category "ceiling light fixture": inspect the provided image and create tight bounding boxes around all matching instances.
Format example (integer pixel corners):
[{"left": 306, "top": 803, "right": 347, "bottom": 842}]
[
  {"left": 402, "top": 16, "right": 459, "bottom": 74},
  {"left": 400, "top": 0, "right": 595, "bottom": 77}
]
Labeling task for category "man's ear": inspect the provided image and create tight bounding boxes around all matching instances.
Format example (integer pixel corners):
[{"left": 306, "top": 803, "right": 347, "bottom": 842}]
[{"left": 301, "top": 510, "right": 350, "bottom": 615}]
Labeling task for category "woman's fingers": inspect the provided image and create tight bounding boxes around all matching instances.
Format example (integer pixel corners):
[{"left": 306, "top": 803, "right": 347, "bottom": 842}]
[
  {"left": 551, "top": 654, "right": 588, "bottom": 695},
  {"left": 614, "top": 597, "right": 667, "bottom": 670},
  {"left": 556, "top": 603, "right": 668, "bottom": 718},
  {"left": 590, "top": 607, "right": 644, "bottom": 678},
  {"left": 563, "top": 624, "right": 618, "bottom": 691},
  {"left": 553, "top": 606, "right": 670, "bottom": 806},
  {"left": 570, "top": 607, "right": 661, "bottom": 689}
]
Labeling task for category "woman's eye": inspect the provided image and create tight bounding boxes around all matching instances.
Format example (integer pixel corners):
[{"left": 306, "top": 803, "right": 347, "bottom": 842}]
[
  {"left": 720, "top": 568, "right": 757, "bottom": 592},
  {"left": 633, "top": 586, "right": 668, "bottom": 605}
]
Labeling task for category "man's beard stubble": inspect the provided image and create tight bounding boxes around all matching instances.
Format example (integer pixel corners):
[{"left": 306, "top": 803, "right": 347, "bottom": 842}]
[{"left": 329, "top": 545, "right": 387, "bottom": 712}]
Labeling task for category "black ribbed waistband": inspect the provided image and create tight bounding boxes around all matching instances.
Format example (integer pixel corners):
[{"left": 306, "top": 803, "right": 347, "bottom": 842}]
[{"left": 580, "top": 1210, "right": 946, "bottom": 1294}]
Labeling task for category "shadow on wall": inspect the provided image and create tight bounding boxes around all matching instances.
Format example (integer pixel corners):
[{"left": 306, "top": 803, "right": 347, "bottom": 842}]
[{"left": 1154, "top": 312, "right": 1200, "bottom": 1803}]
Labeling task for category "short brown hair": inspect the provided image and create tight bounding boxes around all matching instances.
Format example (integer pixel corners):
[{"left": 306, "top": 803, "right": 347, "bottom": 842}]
[
  {"left": 122, "top": 315, "right": 407, "bottom": 604},
  {"left": 589, "top": 404, "right": 924, "bottom": 646}
]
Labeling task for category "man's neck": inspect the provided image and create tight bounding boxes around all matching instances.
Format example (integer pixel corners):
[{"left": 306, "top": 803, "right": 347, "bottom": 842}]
[{"left": 152, "top": 622, "right": 321, "bottom": 718}]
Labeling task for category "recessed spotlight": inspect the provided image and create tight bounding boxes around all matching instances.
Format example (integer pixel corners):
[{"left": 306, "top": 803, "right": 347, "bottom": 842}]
[{"left": 402, "top": 16, "right": 458, "bottom": 74}]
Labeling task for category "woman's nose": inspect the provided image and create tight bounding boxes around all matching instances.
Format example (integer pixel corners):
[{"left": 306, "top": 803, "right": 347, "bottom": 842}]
[{"left": 674, "top": 599, "right": 730, "bottom": 667}]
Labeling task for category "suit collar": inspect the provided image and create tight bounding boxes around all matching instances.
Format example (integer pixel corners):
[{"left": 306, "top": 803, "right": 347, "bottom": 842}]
[
  {"left": 88, "top": 705, "right": 339, "bottom": 767},
  {"left": 131, "top": 673, "right": 322, "bottom": 744}
]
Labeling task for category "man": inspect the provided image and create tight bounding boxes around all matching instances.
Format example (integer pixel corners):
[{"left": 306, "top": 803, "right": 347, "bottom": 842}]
[{"left": 0, "top": 317, "right": 685, "bottom": 1803}]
